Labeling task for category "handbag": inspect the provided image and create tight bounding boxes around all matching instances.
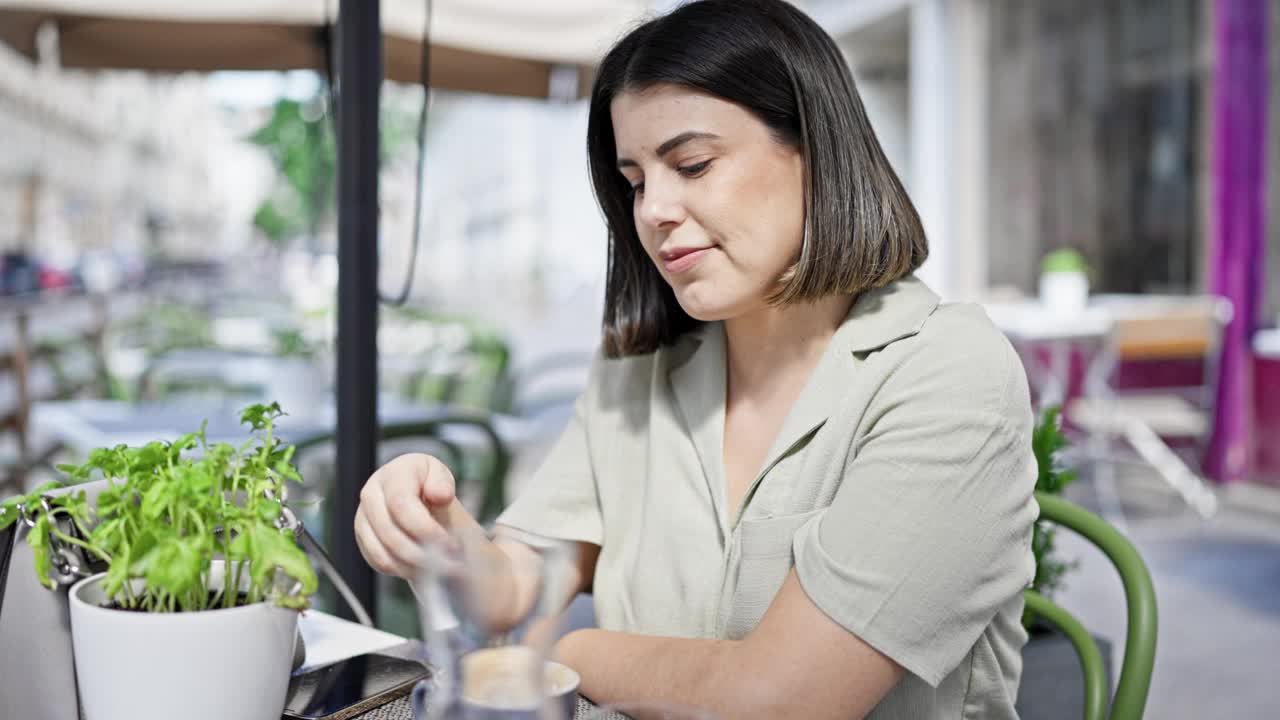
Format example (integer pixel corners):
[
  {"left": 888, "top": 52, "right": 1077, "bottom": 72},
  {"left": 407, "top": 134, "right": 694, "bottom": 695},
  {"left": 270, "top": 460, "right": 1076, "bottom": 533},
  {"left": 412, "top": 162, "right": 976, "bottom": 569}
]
[
  {"left": 0, "top": 479, "right": 110, "bottom": 720},
  {"left": 0, "top": 479, "right": 371, "bottom": 720}
]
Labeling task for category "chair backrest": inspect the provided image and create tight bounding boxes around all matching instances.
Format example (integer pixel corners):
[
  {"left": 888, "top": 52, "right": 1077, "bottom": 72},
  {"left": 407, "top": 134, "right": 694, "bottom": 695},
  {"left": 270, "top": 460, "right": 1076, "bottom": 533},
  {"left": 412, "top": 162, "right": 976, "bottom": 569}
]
[
  {"left": 1111, "top": 307, "right": 1221, "bottom": 362},
  {"left": 1028, "top": 492, "right": 1157, "bottom": 720},
  {"left": 1103, "top": 296, "right": 1232, "bottom": 407}
]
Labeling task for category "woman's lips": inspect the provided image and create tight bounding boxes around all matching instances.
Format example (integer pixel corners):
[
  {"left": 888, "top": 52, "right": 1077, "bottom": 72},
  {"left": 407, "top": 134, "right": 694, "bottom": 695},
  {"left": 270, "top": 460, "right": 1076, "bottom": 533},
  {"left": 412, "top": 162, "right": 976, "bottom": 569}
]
[{"left": 661, "top": 246, "right": 714, "bottom": 274}]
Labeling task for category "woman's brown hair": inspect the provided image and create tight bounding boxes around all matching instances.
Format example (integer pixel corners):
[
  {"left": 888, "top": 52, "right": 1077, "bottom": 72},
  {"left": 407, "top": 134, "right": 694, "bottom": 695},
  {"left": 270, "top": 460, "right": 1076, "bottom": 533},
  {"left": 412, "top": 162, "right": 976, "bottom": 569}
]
[{"left": 588, "top": 0, "right": 927, "bottom": 357}]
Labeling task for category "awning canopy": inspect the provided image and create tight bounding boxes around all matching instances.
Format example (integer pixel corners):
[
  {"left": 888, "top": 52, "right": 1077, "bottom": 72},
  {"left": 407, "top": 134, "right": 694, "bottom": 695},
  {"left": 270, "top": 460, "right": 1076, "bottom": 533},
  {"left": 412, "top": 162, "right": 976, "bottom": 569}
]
[{"left": 0, "top": 0, "right": 648, "bottom": 98}]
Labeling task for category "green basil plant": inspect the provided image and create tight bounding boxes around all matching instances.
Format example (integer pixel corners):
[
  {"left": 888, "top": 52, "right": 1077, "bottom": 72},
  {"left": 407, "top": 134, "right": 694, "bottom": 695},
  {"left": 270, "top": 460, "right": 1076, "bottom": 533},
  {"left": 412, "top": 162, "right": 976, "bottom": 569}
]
[{"left": 0, "top": 403, "right": 317, "bottom": 612}]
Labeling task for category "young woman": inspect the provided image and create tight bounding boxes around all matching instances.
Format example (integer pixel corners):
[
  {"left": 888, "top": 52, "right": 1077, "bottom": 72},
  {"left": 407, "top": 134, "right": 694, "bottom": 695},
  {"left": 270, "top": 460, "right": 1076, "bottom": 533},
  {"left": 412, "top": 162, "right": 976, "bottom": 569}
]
[{"left": 355, "top": 1, "right": 1037, "bottom": 717}]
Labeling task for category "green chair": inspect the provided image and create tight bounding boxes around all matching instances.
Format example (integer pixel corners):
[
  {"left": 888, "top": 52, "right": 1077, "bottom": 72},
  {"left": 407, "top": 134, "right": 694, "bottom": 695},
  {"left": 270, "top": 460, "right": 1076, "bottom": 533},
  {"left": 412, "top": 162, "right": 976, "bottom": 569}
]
[{"left": 1025, "top": 492, "right": 1157, "bottom": 720}]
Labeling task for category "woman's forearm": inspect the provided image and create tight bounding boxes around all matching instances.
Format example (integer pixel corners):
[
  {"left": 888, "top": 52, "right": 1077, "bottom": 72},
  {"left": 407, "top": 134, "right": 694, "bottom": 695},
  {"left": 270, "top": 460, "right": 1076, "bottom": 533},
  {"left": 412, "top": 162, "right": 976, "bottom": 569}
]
[
  {"left": 554, "top": 630, "right": 759, "bottom": 718},
  {"left": 551, "top": 573, "right": 900, "bottom": 720}
]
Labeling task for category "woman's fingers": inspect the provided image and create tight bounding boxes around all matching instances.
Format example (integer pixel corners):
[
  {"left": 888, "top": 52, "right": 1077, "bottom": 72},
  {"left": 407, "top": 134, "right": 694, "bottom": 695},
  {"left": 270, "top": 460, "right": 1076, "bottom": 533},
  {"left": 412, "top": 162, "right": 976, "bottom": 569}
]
[
  {"left": 355, "top": 453, "right": 466, "bottom": 578},
  {"left": 417, "top": 455, "right": 457, "bottom": 506},
  {"left": 359, "top": 479, "right": 430, "bottom": 571},
  {"left": 354, "top": 505, "right": 416, "bottom": 578},
  {"left": 376, "top": 458, "right": 445, "bottom": 540}
]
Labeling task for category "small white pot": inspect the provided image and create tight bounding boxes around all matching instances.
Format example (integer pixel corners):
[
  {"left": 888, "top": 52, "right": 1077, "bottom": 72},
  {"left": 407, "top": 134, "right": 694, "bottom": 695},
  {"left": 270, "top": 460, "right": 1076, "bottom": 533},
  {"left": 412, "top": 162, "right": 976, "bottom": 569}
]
[
  {"left": 69, "top": 560, "right": 300, "bottom": 720},
  {"left": 1039, "top": 270, "right": 1090, "bottom": 314}
]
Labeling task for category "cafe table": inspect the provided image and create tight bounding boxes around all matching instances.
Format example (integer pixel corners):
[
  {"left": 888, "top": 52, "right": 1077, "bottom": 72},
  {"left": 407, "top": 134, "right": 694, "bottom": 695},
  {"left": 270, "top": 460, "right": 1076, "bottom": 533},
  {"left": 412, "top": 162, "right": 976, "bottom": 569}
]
[
  {"left": 301, "top": 611, "right": 623, "bottom": 719},
  {"left": 351, "top": 692, "right": 621, "bottom": 719}
]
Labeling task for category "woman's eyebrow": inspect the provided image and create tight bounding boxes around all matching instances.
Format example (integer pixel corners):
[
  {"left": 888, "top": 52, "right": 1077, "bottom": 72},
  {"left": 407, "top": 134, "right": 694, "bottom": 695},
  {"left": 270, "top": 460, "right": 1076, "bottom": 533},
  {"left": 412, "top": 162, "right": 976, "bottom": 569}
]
[{"left": 617, "top": 130, "right": 721, "bottom": 169}]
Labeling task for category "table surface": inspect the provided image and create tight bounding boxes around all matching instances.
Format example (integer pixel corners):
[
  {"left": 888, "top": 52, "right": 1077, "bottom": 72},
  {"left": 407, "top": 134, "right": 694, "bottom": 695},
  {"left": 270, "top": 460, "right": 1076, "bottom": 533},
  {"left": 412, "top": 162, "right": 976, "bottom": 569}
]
[
  {"left": 353, "top": 695, "right": 625, "bottom": 719},
  {"left": 982, "top": 293, "right": 1234, "bottom": 344},
  {"left": 1255, "top": 328, "right": 1280, "bottom": 357},
  {"left": 981, "top": 300, "right": 1114, "bottom": 342},
  {"left": 298, "top": 612, "right": 624, "bottom": 719}
]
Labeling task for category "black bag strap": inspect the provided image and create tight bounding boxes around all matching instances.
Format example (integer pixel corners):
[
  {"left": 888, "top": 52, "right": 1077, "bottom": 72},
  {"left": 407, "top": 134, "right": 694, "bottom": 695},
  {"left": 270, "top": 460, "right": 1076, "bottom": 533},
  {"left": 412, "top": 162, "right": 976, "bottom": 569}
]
[{"left": 0, "top": 523, "right": 14, "bottom": 623}]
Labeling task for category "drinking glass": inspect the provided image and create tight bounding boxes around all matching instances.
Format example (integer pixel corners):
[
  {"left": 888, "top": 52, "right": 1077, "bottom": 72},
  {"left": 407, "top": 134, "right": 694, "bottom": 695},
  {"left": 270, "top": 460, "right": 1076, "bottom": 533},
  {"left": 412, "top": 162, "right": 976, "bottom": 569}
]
[{"left": 411, "top": 528, "right": 578, "bottom": 720}]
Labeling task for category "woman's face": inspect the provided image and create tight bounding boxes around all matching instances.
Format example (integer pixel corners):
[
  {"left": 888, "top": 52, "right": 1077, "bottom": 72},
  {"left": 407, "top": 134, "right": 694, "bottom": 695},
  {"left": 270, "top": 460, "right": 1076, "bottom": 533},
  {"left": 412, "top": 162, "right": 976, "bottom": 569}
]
[{"left": 611, "top": 83, "right": 806, "bottom": 321}]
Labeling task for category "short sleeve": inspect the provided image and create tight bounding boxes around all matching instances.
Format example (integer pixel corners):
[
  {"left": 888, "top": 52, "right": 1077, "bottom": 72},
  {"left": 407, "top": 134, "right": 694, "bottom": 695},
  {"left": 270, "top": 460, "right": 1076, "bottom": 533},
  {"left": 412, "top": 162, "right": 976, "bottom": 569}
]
[
  {"left": 494, "top": 353, "right": 604, "bottom": 548},
  {"left": 793, "top": 330, "right": 1038, "bottom": 687}
]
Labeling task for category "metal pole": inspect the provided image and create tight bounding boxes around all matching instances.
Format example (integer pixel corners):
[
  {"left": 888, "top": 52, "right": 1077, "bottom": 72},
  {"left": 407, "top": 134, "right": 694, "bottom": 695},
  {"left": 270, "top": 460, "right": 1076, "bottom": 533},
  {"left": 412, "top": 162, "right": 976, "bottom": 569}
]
[{"left": 333, "top": 0, "right": 380, "bottom": 622}]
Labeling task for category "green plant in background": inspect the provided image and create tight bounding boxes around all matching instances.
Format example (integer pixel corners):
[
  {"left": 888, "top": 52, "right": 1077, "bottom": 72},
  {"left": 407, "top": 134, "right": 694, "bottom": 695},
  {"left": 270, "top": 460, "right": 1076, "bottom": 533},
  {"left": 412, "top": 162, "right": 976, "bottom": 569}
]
[
  {"left": 1026, "top": 406, "right": 1080, "bottom": 628},
  {"left": 142, "top": 303, "right": 214, "bottom": 353},
  {"left": 454, "top": 331, "right": 513, "bottom": 412},
  {"left": 248, "top": 92, "right": 421, "bottom": 249},
  {"left": 272, "top": 327, "right": 316, "bottom": 359},
  {"left": 0, "top": 403, "right": 316, "bottom": 611},
  {"left": 387, "top": 306, "right": 515, "bottom": 412},
  {"left": 248, "top": 97, "right": 336, "bottom": 248},
  {"left": 98, "top": 302, "right": 216, "bottom": 401},
  {"left": 1040, "top": 248, "right": 1090, "bottom": 274}
]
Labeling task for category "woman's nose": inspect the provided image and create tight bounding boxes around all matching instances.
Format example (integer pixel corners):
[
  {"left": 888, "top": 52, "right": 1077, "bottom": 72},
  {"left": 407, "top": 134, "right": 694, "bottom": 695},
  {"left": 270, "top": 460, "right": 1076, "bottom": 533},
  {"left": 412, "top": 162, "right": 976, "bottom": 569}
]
[{"left": 635, "top": 181, "right": 686, "bottom": 230}]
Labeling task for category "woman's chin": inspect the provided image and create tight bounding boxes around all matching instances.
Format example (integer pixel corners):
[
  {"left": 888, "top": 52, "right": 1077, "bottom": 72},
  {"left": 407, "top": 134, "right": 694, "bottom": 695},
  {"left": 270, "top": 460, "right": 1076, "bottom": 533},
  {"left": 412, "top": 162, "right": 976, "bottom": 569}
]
[
  {"left": 674, "top": 290, "right": 738, "bottom": 322},
  {"left": 681, "top": 307, "right": 724, "bottom": 322}
]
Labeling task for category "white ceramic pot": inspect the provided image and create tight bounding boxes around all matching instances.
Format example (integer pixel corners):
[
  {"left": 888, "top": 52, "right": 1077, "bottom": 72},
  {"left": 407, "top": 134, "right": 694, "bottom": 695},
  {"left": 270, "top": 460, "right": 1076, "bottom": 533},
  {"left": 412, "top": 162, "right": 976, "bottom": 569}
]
[
  {"left": 69, "top": 560, "right": 299, "bottom": 720},
  {"left": 1039, "top": 270, "right": 1089, "bottom": 314}
]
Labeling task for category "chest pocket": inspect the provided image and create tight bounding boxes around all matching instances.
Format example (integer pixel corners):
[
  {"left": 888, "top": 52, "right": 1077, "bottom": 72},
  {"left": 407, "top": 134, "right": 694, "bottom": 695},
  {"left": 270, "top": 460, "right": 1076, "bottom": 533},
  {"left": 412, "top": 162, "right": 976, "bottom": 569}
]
[{"left": 722, "top": 509, "right": 823, "bottom": 639}]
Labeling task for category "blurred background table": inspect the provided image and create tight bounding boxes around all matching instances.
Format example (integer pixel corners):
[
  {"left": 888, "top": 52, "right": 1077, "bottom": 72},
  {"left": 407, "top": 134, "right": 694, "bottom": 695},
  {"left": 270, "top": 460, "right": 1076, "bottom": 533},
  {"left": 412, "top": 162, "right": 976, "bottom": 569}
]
[
  {"left": 982, "top": 300, "right": 1114, "bottom": 410},
  {"left": 29, "top": 395, "right": 562, "bottom": 456}
]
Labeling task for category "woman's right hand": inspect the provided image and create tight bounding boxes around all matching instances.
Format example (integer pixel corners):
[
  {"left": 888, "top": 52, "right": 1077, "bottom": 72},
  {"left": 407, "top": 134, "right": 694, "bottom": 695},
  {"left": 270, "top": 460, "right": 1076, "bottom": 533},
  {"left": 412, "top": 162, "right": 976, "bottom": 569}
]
[
  {"left": 354, "top": 453, "right": 468, "bottom": 578},
  {"left": 356, "top": 453, "right": 598, "bottom": 631}
]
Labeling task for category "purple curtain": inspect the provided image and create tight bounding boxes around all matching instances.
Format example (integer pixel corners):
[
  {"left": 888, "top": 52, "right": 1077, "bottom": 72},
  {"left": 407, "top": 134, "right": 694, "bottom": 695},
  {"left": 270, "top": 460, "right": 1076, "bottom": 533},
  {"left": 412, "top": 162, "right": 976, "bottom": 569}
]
[{"left": 1206, "top": 0, "right": 1269, "bottom": 482}]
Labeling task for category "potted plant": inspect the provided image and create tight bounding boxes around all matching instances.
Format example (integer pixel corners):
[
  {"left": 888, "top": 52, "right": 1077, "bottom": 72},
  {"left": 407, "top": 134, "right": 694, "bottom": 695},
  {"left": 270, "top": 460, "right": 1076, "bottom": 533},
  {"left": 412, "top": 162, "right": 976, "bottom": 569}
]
[
  {"left": 1026, "top": 406, "right": 1080, "bottom": 623},
  {"left": 0, "top": 402, "right": 317, "bottom": 720},
  {"left": 1015, "top": 407, "right": 1112, "bottom": 719},
  {"left": 1039, "top": 248, "right": 1090, "bottom": 313}
]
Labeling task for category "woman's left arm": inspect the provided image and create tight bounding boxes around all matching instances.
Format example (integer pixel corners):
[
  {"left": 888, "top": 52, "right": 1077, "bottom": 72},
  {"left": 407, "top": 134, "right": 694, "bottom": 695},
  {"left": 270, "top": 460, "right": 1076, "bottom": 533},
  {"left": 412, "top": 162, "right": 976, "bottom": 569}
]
[{"left": 555, "top": 570, "right": 902, "bottom": 719}]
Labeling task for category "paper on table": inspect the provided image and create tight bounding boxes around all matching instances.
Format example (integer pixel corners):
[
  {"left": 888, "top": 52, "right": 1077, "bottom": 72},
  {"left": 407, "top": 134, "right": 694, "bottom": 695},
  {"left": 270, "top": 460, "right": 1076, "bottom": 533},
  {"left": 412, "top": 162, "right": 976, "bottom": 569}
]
[{"left": 296, "top": 610, "right": 411, "bottom": 673}]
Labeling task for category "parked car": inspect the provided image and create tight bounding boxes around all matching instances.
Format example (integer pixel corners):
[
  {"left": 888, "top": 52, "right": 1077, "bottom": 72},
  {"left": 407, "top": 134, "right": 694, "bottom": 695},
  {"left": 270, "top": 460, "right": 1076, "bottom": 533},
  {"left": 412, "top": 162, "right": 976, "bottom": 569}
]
[
  {"left": 0, "top": 253, "right": 41, "bottom": 296},
  {"left": 0, "top": 252, "right": 74, "bottom": 296}
]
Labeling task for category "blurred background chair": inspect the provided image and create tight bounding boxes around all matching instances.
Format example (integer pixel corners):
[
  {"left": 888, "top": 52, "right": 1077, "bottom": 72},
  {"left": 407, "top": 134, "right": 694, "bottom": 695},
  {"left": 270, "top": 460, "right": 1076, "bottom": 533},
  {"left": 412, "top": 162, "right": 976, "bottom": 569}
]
[
  {"left": 134, "top": 346, "right": 328, "bottom": 412},
  {"left": 290, "top": 413, "right": 511, "bottom": 638},
  {"left": 1067, "top": 295, "right": 1232, "bottom": 521},
  {"left": 500, "top": 350, "right": 593, "bottom": 419}
]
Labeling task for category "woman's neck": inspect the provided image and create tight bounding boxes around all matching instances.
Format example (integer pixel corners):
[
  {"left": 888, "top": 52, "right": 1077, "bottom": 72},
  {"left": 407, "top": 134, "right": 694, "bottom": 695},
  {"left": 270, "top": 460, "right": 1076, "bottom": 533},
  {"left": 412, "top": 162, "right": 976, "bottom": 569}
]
[{"left": 722, "top": 294, "right": 856, "bottom": 398}]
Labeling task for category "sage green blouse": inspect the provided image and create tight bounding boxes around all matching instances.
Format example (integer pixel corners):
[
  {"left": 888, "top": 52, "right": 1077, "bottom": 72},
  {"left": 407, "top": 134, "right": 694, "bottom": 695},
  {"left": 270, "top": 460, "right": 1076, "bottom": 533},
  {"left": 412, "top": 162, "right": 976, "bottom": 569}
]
[{"left": 497, "top": 275, "right": 1038, "bottom": 719}]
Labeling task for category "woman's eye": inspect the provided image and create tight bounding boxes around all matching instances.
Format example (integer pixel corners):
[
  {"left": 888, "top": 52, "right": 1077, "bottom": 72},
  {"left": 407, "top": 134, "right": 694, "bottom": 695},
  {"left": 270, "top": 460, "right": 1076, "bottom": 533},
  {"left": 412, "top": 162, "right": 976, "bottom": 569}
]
[
  {"left": 628, "top": 182, "right": 645, "bottom": 197},
  {"left": 677, "top": 160, "right": 712, "bottom": 177}
]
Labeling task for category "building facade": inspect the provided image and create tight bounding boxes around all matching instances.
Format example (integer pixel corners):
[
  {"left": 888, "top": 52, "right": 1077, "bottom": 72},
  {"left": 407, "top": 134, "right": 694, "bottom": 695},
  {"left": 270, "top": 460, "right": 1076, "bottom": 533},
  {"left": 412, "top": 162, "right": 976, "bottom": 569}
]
[
  {"left": 0, "top": 44, "right": 239, "bottom": 266},
  {"left": 812, "top": 0, "right": 1275, "bottom": 322}
]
